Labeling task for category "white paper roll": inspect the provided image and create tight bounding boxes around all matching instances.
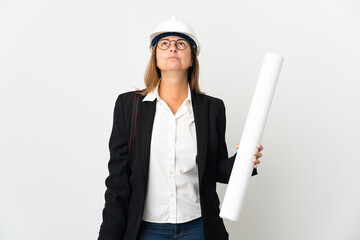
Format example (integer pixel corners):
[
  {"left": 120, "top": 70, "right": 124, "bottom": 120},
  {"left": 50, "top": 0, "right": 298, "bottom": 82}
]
[{"left": 220, "top": 53, "right": 284, "bottom": 221}]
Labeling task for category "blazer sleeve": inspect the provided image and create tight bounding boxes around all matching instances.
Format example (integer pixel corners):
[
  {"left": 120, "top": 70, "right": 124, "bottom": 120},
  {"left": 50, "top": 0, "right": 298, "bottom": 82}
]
[
  {"left": 216, "top": 100, "right": 257, "bottom": 184},
  {"left": 98, "top": 95, "right": 130, "bottom": 240}
]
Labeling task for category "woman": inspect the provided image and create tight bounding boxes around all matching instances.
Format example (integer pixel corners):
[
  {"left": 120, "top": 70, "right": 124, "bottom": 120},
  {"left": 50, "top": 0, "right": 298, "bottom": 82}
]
[{"left": 98, "top": 16, "right": 263, "bottom": 240}]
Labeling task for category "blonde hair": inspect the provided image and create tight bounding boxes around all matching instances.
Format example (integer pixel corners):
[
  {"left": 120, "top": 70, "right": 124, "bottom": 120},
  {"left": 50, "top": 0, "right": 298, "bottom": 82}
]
[{"left": 140, "top": 43, "right": 202, "bottom": 95}]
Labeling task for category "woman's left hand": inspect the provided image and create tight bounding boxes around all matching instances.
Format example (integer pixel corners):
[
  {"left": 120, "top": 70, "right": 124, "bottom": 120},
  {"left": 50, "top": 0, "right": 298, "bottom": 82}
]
[{"left": 236, "top": 144, "right": 263, "bottom": 169}]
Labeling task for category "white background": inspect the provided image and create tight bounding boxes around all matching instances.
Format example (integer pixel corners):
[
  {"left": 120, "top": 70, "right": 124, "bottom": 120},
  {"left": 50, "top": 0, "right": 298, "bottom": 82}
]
[{"left": 1, "top": 0, "right": 359, "bottom": 239}]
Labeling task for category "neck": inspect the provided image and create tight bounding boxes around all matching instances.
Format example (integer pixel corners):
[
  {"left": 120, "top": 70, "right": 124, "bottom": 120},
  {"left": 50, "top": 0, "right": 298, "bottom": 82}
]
[{"left": 159, "top": 71, "right": 189, "bottom": 104}]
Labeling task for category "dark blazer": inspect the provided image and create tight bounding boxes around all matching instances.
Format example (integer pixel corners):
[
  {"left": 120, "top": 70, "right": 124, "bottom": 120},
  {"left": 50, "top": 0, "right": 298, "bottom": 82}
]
[{"left": 98, "top": 91, "right": 257, "bottom": 240}]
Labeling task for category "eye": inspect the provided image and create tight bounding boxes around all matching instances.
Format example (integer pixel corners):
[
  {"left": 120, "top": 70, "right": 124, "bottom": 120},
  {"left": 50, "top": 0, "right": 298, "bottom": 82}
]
[
  {"left": 177, "top": 40, "right": 188, "bottom": 49},
  {"left": 159, "top": 40, "right": 170, "bottom": 48},
  {"left": 178, "top": 41, "right": 186, "bottom": 46}
]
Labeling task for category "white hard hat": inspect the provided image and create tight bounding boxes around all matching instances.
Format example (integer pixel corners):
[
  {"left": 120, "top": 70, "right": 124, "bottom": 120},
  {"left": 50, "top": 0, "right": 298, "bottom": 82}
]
[{"left": 149, "top": 16, "right": 201, "bottom": 56}]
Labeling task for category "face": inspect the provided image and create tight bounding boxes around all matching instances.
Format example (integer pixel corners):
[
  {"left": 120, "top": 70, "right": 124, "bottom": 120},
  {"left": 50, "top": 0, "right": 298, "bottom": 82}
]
[{"left": 155, "top": 36, "right": 193, "bottom": 73}]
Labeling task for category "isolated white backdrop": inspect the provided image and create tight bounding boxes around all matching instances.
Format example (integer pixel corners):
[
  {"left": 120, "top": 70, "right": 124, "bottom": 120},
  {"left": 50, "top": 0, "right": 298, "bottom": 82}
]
[{"left": 0, "top": 0, "right": 359, "bottom": 239}]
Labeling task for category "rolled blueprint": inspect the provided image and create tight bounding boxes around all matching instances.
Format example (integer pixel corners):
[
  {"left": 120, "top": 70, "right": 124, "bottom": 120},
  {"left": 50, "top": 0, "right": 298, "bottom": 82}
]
[{"left": 220, "top": 53, "right": 284, "bottom": 221}]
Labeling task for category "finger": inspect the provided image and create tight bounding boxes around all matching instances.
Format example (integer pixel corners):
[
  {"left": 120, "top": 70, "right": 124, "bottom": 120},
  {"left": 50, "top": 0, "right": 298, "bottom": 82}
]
[
  {"left": 253, "top": 159, "right": 261, "bottom": 165},
  {"left": 253, "top": 152, "right": 262, "bottom": 158},
  {"left": 236, "top": 144, "right": 239, "bottom": 149},
  {"left": 257, "top": 144, "right": 264, "bottom": 151}
]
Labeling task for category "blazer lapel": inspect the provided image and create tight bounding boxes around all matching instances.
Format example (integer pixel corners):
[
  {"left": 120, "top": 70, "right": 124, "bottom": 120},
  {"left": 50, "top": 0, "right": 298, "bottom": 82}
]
[
  {"left": 141, "top": 100, "right": 156, "bottom": 180},
  {"left": 192, "top": 92, "right": 208, "bottom": 187}
]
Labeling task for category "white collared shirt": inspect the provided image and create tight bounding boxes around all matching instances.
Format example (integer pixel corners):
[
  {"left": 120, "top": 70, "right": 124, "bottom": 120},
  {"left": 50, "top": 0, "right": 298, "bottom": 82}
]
[{"left": 142, "top": 82, "right": 201, "bottom": 224}]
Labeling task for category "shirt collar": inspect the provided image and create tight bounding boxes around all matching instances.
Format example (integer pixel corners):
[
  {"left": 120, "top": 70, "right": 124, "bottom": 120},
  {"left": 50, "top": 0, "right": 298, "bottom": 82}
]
[
  {"left": 142, "top": 81, "right": 192, "bottom": 103},
  {"left": 142, "top": 82, "right": 159, "bottom": 102}
]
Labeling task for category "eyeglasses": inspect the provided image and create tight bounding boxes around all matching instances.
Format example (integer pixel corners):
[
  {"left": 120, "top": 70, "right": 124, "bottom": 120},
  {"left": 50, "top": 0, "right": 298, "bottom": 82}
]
[{"left": 157, "top": 39, "right": 189, "bottom": 50}]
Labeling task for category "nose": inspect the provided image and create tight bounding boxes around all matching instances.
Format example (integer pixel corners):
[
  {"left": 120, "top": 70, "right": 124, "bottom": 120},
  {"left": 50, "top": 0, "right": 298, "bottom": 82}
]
[{"left": 169, "top": 40, "right": 178, "bottom": 52}]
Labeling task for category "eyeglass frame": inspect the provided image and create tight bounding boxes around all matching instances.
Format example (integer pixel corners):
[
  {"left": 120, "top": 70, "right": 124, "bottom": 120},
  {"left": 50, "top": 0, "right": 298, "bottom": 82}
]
[{"left": 156, "top": 38, "right": 189, "bottom": 51}]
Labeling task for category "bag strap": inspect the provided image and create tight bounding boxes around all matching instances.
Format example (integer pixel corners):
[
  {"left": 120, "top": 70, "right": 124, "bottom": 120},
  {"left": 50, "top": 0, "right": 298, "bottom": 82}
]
[{"left": 129, "top": 92, "right": 140, "bottom": 168}]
